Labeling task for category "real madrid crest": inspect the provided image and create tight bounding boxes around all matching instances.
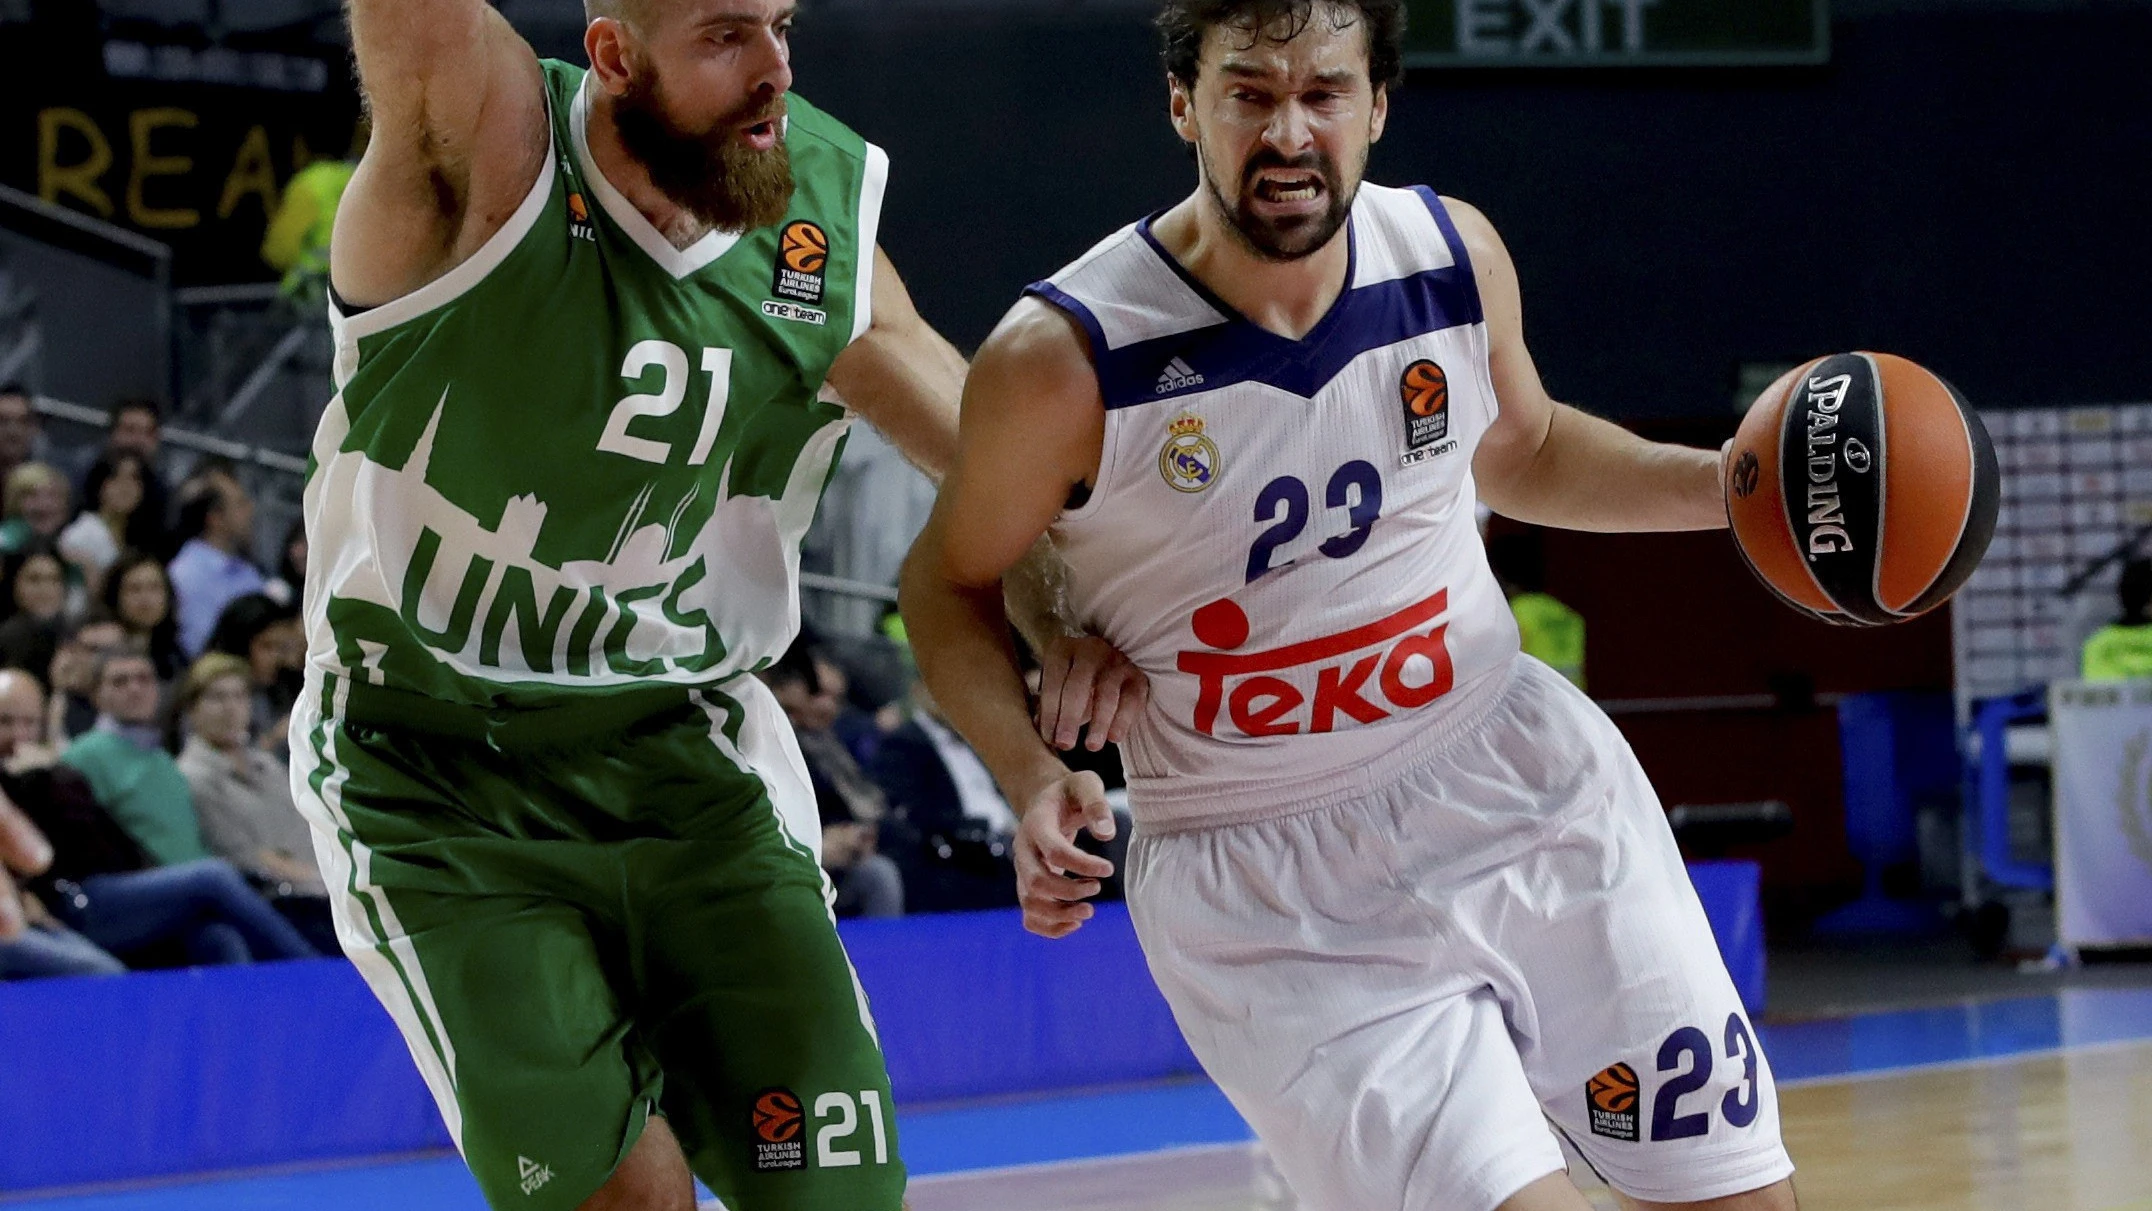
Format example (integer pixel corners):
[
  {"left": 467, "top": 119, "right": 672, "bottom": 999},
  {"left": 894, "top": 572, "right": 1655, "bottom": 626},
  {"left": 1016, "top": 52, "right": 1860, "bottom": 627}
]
[{"left": 1159, "top": 413, "right": 1219, "bottom": 493}]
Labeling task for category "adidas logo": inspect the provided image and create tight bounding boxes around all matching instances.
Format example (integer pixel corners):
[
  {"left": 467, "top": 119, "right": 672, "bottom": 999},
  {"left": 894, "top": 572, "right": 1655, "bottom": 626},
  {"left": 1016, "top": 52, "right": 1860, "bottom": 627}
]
[
  {"left": 518, "top": 1155, "right": 554, "bottom": 1195},
  {"left": 1155, "top": 357, "right": 1204, "bottom": 394}
]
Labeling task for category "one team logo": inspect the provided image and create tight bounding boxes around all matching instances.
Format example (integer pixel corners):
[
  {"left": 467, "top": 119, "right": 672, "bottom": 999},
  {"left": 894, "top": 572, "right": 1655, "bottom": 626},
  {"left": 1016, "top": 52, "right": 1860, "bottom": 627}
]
[
  {"left": 774, "top": 220, "right": 828, "bottom": 304},
  {"left": 1399, "top": 359, "right": 1454, "bottom": 465},
  {"left": 1159, "top": 413, "right": 1219, "bottom": 493},
  {"left": 751, "top": 1088, "right": 807, "bottom": 1171},
  {"left": 1586, "top": 1062, "right": 1641, "bottom": 1142}
]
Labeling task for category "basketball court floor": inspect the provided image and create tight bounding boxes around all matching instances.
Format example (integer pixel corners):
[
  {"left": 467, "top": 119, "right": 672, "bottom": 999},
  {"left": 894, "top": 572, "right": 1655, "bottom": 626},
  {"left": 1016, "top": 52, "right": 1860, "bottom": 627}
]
[{"left": 6, "top": 986, "right": 2148, "bottom": 1211}]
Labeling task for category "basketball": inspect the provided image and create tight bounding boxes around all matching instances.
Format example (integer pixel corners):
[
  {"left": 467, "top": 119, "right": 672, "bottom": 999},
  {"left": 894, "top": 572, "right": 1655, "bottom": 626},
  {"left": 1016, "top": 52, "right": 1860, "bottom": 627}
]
[{"left": 1724, "top": 352, "right": 1999, "bottom": 626}]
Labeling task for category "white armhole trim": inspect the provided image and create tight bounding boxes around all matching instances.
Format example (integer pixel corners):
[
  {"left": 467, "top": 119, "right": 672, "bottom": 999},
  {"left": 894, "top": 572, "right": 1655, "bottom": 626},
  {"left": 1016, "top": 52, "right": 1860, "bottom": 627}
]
[
  {"left": 849, "top": 142, "right": 890, "bottom": 345},
  {"left": 329, "top": 124, "right": 559, "bottom": 347}
]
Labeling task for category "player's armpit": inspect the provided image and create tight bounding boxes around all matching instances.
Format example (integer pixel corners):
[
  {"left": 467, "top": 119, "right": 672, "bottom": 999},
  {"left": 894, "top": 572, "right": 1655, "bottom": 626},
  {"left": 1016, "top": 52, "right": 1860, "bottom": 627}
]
[
  {"left": 334, "top": 0, "right": 545, "bottom": 308},
  {"left": 827, "top": 247, "right": 966, "bottom": 480}
]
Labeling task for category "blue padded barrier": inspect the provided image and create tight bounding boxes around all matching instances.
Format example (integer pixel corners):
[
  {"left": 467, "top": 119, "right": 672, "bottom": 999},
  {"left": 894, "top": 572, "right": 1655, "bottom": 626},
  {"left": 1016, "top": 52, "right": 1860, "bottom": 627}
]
[
  {"left": 0, "top": 905, "right": 1194, "bottom": 1193},
  {"left": 1685, "top": 859, "right": 1766, "bottom": 1013},
  {"left": 2, "top": 881, "right": 1759, "bottom": 1192}
]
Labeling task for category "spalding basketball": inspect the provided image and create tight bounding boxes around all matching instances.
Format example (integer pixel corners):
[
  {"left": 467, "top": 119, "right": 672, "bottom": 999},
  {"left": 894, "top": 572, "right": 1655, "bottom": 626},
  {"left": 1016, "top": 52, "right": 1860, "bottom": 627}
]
[{"left": 1725, "top": 352, "right": 1998, "bottom": 626}]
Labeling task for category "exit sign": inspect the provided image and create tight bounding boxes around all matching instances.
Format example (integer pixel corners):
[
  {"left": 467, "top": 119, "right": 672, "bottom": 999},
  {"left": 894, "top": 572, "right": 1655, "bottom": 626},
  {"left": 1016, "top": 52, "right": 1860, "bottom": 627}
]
[{"left": 1405, "top": 0, "right": 1828, "bottom": 67}]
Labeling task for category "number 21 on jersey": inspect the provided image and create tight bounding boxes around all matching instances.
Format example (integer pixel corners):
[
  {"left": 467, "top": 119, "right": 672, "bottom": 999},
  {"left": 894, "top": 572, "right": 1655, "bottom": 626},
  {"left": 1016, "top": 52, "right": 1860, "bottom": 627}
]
[{"left": 597, "top": 339, "right": 732, "bottom": 466}]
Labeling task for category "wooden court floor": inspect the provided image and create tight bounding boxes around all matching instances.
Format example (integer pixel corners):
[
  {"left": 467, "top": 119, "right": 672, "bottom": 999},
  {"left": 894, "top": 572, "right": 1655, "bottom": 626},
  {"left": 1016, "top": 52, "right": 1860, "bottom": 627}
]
[{"left": 909, "top": 1041, "right": 2152, "bottom": 1211}]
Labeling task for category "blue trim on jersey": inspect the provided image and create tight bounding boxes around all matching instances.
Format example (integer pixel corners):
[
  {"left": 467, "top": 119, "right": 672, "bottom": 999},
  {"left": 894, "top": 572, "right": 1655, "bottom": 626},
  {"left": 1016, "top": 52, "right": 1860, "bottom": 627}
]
[
  {"left": 1413, "top": 185, "right": 1478, "bottom": 282},
  {"left": 1024, "top": 281, "right": 1112, "bottom": 369},
  {"left": 1028, "top": 198, "right": 1485, "bottom": 410}
]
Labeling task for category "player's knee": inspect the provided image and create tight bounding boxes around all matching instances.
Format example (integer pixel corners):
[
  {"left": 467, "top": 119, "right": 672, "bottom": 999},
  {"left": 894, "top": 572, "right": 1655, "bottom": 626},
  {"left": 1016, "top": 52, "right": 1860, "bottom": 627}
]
[{"left": 577, "top": 1117, "right": 695, "bottom": 1211}]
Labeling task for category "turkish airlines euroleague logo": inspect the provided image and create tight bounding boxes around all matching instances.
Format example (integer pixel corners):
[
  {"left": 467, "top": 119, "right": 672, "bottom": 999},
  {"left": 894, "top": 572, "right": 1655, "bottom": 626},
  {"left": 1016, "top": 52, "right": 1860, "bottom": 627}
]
[
  {"left": 1586, "top": 1063, "right": 1641, "bottom": 1141},
  {"left": 1177, "top": 590, "right": 1455, "bottom": 738},
  {"left": 751, "top": 1088, "right": 806, "bottom": 1171},
  {"left": 1399, "top": 359, "right": 1452, "bottom": 465},
  {"left": 773, "top": 221, "right": 828, "bottom": 304}
]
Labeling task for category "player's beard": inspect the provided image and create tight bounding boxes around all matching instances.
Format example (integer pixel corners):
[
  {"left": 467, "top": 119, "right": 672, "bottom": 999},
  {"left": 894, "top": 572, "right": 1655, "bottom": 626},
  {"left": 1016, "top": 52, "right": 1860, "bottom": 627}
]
[
  {"left": 1203, "top": 144, "right": 1356, "bottom": 262},
  {"left": 614, "top": 71, "right": 795, "bottom": 234}
]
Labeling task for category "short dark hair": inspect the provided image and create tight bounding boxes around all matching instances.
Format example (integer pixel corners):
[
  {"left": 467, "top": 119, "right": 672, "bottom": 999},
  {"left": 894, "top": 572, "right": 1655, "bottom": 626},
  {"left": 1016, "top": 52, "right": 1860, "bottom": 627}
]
[
  {"left": 1158, "top": 0, "right": 1406, "bottom": 93},
  {"left": 0, "top": 382, "right": 27, "bottom": 401},
  {"left": 90, "top": 646, "right": 155, "bottom": 692},
  {"left": 108, "top": 396, "right": 162, "bottom": 428}
]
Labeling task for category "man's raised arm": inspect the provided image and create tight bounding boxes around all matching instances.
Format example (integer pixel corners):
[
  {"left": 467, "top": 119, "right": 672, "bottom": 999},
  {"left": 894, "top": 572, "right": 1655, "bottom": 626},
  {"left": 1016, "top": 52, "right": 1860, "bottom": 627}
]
[{"left": 333, "top": 0, "right": 549, "bottom": 307}]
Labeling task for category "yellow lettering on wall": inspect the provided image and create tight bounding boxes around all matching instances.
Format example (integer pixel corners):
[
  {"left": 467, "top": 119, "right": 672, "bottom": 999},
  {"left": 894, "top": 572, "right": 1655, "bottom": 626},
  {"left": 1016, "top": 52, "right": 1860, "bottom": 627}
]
[
  {"left": 36, "top": 108, "right": 114, "bottom": 217},
  {"left": 218, "top": 125, "right": 280, "bottom": 220},
  {"left": 127, "top": 107, "right": 200, "bottom": 229}
]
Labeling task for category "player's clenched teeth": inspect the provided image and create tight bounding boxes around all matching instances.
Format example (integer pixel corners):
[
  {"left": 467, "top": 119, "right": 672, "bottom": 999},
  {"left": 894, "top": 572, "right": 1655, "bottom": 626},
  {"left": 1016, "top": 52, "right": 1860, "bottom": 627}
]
[{"left": 1254, "top": 174, "right": 1323, "bottom": 202}]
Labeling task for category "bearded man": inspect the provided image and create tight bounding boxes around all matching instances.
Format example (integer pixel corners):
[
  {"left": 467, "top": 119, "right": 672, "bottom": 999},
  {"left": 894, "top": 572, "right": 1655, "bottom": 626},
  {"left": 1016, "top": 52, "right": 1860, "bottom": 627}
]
[{"left": 298, "top": 2, "right": 1142, "bottom": 1208}]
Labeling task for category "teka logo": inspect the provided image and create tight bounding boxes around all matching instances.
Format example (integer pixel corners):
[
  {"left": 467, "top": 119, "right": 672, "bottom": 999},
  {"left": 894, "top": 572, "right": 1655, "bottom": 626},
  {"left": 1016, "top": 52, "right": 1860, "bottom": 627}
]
[
  {"left": 1730, "top": 449, "right": 1761, "bottom": 499},
  {"left": 773, "top": 221, "right": 828, "bottom": 304},
  {"left": 1176, "top": 590, "right": 1455, "bottom": 737}
]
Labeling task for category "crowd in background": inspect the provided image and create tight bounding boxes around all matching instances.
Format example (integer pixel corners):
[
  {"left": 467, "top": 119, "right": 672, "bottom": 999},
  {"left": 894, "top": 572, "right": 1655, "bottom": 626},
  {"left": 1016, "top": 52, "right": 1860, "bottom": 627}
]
[{"left": 0, "top": 383, "right": 322, "bottom": 980}]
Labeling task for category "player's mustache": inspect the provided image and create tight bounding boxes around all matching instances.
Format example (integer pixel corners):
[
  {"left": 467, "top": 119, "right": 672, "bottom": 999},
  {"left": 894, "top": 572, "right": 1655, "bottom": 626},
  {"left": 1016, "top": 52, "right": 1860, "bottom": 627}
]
[{"left": 1238, "top": 149, "right": 1337, "bottom": 193}]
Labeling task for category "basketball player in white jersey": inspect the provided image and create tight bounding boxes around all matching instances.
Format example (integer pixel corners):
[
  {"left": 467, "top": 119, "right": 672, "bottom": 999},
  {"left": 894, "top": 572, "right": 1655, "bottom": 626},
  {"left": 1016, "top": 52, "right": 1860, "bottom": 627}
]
[{"left": 900, "top": 2, "right": 1799, "bottom": 1208}]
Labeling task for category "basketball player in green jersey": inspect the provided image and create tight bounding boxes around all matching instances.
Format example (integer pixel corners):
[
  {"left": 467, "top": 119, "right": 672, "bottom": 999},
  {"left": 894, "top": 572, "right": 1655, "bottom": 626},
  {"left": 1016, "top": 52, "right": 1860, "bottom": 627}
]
[{"left": 300, "top": 2, "right": 1142, "bottom": 1208}]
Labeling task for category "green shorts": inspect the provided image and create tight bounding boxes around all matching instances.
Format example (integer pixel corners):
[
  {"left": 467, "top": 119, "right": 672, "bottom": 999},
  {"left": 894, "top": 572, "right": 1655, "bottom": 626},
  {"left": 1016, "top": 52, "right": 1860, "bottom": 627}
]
[{"left": 289, "top": 671, "right": 903, "bottom": 1211}]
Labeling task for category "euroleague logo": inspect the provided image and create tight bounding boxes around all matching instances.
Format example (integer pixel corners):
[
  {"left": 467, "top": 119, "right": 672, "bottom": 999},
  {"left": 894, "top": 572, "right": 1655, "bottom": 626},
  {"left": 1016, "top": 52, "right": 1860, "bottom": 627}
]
[
  {"left": 1585, "top": 1062, "right": 1641, "bottom": 1141},
  {"left": 1730, "top": 449, "right": 1761, "bottom": 499},
  {"left": 773, "top": 220, "right": 828, "bottom": 305},
  {"left": 1398, "top": 359, "right": 1454, "bottom": 465},
  {"left": 750, "top": 1088, "right": 806, "bottom": 1171}
]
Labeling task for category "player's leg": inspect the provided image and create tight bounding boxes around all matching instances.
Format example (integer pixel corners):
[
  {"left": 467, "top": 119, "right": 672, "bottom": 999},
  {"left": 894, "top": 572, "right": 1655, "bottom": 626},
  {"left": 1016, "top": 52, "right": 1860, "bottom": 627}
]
[
  {"left": 290, "top": 679, "right": 669, "bottom": 1211},
  {"left": 1470, "top": 664, "right": 1795, "bottom": 1207},
  {"left": 579, "top": 1115, "right": 694, "bottom": 1211},
  {"left": 622, "top": 682, "right": 904, "bottom": 1211},
  {"left": 1126, "top": 805, "right": 1574, "bottom": 1211},
  {"left": 1616, "top": 1180, "right": 1796, "bottom": 1211}
]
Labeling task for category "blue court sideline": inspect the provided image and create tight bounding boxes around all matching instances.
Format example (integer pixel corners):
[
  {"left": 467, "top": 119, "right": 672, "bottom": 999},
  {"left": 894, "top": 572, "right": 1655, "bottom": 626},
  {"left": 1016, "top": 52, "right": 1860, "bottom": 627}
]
[{"left": 8, "top": 987, "right": 2150, "bottom": 1211}]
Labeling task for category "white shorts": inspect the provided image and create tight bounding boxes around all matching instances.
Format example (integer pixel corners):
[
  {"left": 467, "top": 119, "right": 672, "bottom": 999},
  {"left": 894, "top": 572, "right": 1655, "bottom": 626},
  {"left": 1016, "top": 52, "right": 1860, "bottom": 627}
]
[{"left": 1125, "top": 656, "right": 1794, "bottom": 1211}]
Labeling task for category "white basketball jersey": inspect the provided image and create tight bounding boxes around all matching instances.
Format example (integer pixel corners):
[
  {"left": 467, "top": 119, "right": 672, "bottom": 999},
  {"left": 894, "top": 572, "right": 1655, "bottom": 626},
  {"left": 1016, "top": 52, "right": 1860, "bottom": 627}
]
[{"left": 1033, "top": 184, "right": 1522, "bottom": 827}]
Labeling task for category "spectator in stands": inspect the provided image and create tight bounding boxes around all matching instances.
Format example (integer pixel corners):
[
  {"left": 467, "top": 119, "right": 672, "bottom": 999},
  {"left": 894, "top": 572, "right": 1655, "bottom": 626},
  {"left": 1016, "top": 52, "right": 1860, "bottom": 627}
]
[
  {"left": 0, "top": 669, "right": 313, "bottom": 968},
  {"left": 763, "top": 641, "right": 904, "bottom": 918},
  {"left": 0, "top": 542, "right": 68, "bottom": 676},
  {"left": 62, "top": 650, "right": 209, "bottom": 867},
  {"left": 0, "top": 385, "right": 43, "bottom": 487},
  {"left": 91, "top": 400, "right": 175, "bottom": 553},
  {"left": 57, "top": 451, "right": 162, "bottom": 594},
  {"left": 0, "top": 462, "right": 71, "bottom": 559},
  {"left": 0, "top": 751, "right": 126, "bottom": 979},
  {"left": 263, "top": 148, "right": 358, "bottom": 307},
  {"left": 174, "top": 653, "right": 331, "bottom": 951},
  {"left": 103, "top": 550, "right": 185, "bottom": 682},
  {"left": 2084, "top": 557, "right": 2152, "bottom": 682},
  {"left": 46, "top": 613, "right": 125, "bottom": 747},
  {"left": 168, "top": 463, "right": 263, "bottom": 659},
  {"left": 205, "top": 594, "right": 303, "bottom": 750},
  {"left": 175, "top": 654, "right": 321, "bottom": 893},
  {"left": 869, "top": 677, "right": 1028, "bottom": 912},
  {"left": 263, "top": 520, "right": 307, "bottom": 609}
]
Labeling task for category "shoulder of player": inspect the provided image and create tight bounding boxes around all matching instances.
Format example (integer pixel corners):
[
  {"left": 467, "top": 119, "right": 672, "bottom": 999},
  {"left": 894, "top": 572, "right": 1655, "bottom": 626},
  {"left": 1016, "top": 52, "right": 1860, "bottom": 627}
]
[
  {"left": 779, "top": 93, "right": 875, "bottom": 165},
  {"left": 970, "top": 299, "right": 1101, "bottom": 417},
  {"left": 1427, "top": 194, "right": 1509, "bottom": 271}
]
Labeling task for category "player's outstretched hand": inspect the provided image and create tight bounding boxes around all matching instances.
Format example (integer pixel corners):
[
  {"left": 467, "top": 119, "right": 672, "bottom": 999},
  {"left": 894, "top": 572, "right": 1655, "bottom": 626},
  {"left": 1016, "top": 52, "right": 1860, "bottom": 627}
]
[
  {"left": 1014, "top": 770, "right": 1117, "bottom": 939},
  {"left": 1037, "top": 634, "right": 1150, "bottom": 752}
]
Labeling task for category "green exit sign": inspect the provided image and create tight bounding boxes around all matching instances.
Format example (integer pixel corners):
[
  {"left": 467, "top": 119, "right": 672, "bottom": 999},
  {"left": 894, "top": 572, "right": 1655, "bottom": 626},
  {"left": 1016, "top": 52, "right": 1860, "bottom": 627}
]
[{"left": 1406, "top": 0, "right": 1828, "bottom": 66}]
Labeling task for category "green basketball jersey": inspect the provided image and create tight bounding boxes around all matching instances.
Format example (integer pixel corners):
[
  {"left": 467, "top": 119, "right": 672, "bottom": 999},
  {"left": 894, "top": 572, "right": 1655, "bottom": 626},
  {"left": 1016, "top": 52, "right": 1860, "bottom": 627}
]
[{"left": 307, "top": 60, "right": 886, "bottom": 719}]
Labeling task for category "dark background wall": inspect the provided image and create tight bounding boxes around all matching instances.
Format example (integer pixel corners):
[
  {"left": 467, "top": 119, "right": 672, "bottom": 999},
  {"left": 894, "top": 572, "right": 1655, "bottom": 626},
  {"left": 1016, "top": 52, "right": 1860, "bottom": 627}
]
[{"left": 729, "top": 6, "right": 2152, "bottom": 420}]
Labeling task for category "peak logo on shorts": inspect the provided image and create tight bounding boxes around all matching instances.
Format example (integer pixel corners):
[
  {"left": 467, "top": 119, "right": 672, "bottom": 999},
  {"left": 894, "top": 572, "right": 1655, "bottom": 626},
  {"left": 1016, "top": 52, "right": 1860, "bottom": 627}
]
[
  {"left": 751, "top": 1088, "right": 807, "bottom": 1171},
  {"left": 1399, "top": 360, "right": 1454, "bottom": 465},
  {"left": 1586, "top": 1062, "right": 1641, "bottom": 1141},
  {"left": 774, "top": 221, "right": 828, "bottom": 304}
]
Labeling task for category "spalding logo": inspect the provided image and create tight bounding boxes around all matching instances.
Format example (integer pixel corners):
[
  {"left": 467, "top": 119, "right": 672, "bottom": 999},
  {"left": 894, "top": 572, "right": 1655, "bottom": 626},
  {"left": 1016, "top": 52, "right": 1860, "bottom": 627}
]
[
  {"left": 1843, "top": 437, "right": 1873, "bottom": 474},
  {"left": 1730, "top": 450, "right": 1761, "bottom": 499}
]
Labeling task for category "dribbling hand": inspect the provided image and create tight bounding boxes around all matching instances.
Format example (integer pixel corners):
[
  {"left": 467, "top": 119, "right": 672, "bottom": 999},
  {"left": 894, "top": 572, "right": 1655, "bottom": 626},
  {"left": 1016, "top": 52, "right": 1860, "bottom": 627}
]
[{"left": 1014, "top": 770, "right": 1117, "bottom": 939}]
